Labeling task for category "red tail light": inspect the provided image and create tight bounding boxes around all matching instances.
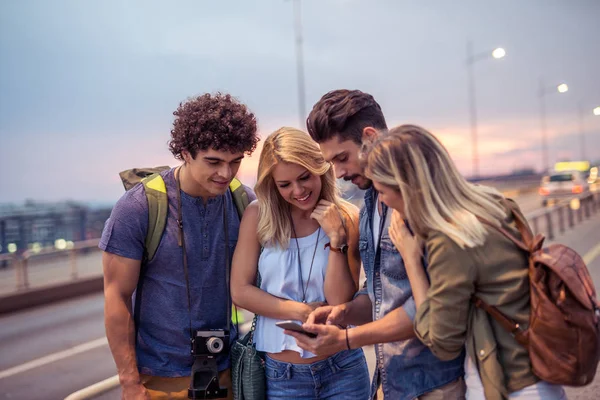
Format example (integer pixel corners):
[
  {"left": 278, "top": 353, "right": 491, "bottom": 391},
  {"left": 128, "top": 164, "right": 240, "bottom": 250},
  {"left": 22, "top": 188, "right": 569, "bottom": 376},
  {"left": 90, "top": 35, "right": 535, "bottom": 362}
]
[
  {"left": 539, "top": 187, "right": 550, "bottom": 196},
  {"left": 572, "top": 185, "right": 583, "bottom": 194}
]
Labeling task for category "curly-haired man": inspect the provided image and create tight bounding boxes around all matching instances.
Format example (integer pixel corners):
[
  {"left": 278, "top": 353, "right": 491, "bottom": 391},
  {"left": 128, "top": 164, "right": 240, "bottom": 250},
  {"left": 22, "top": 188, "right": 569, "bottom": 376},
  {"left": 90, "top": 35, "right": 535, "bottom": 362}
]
[{"left": 100, "top": 93, "right": 260, "bottom": 399}]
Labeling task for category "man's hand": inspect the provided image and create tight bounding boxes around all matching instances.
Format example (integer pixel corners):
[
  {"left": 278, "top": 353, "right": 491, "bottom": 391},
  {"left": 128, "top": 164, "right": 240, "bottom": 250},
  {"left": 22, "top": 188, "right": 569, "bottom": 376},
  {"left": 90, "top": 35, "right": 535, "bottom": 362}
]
[
  {"left": 285, "top": 323, "right": 347, "bottom": 357},
  {"left": 311, "top": 200, "right": 346, "bottom": 248},
  {"left": 306, "top": 304, "right": 349, "bottom": 326},
  {"left": 121, "top": 382, "right": 150, "bottom": 400},
  {"left": 299, "top": 301, "right": 327, "bottom": 322}
]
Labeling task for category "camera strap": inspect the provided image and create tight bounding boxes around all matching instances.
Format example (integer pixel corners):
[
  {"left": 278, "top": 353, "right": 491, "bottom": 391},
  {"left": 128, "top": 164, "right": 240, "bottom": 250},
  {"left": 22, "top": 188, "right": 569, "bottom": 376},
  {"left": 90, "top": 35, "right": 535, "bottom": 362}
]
[
  {"left": 175, "top": 167, "right": 232, "bottom": 343},
  {"left": 175, "top": 167, "right": 194, "bottom": 342}
]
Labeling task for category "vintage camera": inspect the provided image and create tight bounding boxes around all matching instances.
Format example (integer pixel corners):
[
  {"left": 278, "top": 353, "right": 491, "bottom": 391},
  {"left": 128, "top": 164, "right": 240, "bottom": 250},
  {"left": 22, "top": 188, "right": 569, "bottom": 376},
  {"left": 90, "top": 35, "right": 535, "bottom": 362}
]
[{"left": 188, "top": 330, "right": 230, "bottom": 399}]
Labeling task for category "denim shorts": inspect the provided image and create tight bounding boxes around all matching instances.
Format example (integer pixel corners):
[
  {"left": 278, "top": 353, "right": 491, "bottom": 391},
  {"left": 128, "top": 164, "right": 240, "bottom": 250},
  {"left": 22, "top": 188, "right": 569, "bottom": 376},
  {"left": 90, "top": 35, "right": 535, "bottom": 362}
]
[{"left": 265, "top": 348, "right": 371, "bottom": 399}]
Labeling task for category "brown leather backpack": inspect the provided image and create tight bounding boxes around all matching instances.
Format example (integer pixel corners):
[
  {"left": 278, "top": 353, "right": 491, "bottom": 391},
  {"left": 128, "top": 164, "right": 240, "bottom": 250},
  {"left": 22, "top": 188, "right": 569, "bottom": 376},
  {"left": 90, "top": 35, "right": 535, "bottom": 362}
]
[{"left": 475, "top": 206, "right": 600, "bottom": 386}]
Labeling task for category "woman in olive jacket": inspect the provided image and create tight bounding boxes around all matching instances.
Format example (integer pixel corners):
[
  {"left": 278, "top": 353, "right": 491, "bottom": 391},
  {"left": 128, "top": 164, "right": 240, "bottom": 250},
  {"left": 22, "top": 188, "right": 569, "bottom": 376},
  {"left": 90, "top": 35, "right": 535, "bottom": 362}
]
[{"left": 362, "top": 125, "right": 566, "bottom": 400}]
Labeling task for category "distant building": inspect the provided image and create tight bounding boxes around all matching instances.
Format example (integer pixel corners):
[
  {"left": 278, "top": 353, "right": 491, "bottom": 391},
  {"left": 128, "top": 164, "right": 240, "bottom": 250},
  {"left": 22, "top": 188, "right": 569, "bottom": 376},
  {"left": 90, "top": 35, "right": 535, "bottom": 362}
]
[{"left": 0, "top": 200, "right": 112, "bottom": 254}]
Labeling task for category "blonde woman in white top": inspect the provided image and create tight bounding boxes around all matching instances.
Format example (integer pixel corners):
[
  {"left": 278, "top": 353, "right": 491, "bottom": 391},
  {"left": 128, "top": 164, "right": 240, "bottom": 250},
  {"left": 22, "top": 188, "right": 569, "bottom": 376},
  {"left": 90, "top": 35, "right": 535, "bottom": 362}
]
[{"left": 231, "top": 127, "right": 370, "bottom": 399}]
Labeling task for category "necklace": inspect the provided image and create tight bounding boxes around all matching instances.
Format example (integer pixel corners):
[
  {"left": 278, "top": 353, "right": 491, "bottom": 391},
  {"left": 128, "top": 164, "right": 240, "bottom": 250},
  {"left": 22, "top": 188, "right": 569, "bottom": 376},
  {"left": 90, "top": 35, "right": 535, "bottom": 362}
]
[{"left": 290, "top": 221, "right": 321, "bottom": 304}]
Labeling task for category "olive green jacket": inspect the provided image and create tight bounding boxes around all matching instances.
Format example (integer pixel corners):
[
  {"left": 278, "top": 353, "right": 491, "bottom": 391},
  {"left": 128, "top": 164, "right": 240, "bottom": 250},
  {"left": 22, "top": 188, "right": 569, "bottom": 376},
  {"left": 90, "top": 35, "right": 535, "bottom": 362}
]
[{"left": 414, "top": 201, "right": 538, "bottom": 400}]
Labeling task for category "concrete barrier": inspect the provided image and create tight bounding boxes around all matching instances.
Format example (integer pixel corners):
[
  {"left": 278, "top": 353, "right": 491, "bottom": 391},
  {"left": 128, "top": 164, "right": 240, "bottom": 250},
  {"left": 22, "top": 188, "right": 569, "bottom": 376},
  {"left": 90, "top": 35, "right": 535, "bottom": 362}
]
[{"left": 0, "top": 275, "right": 103, "bottom": 315}]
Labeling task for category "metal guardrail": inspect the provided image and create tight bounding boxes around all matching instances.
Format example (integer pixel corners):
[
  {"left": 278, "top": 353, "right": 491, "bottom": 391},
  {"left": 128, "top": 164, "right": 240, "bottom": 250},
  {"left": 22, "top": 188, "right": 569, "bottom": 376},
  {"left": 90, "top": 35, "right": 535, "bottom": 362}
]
[
  {"left": 0, "top": 239, "right": 100, "bottom": 292},
  {"left": 526, "top": 192, "right": 600, "bottom": 241}
]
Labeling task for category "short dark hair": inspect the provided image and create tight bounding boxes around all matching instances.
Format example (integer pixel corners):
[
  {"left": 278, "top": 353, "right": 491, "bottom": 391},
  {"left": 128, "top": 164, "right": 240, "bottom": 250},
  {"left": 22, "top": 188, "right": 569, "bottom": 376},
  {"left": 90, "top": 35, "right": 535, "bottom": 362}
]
[
  {"left": 306, "top": 89, "right": 387, "bottom": 144},
  {"left": 168, "top": 92, "right": 259, "bottom": 160}
]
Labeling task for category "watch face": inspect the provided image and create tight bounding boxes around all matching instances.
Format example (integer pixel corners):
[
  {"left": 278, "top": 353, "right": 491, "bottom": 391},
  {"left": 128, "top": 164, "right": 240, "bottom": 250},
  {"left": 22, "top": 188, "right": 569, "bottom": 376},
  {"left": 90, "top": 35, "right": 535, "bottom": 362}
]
[{"left": 340, "top": 244, "right": 349, "bottom": 254}]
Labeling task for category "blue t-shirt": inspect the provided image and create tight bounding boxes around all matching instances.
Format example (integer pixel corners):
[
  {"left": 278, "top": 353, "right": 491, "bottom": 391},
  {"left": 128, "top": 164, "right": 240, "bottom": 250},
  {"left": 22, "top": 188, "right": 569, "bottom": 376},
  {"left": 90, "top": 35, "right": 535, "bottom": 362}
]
[{"left": 99, "top": 168, "right": 255, "bottom": 377}]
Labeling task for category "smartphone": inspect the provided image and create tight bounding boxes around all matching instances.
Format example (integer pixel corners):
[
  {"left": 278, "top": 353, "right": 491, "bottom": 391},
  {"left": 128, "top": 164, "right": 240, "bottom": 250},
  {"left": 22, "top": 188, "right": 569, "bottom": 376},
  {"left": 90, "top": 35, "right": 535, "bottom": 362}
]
[{"left": 275, "top": 320, "right": 317, "bottom": 338}]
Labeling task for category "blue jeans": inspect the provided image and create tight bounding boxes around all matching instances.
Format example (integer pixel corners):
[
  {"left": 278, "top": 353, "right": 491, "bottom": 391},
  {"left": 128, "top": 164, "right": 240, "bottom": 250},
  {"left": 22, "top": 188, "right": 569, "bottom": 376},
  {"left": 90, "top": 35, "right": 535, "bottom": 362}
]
[{"left": 265, "top": 349, "right": 370, "bottom": 399}]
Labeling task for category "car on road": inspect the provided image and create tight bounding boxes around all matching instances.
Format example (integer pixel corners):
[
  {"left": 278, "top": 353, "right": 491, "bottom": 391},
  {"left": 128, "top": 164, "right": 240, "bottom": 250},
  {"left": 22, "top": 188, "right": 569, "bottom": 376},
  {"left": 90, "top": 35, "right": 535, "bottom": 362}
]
[{"left": 539, "top": 170, "right": 589, "bottom": 207}]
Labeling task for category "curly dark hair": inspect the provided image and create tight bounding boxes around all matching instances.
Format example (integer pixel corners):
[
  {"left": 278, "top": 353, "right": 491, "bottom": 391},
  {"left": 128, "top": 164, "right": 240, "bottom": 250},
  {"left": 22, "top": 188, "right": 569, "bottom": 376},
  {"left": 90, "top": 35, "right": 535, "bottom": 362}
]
[
  {"left": 168, "top": 92, "right": 259, "bottom": 160},
  {"left": 306, "top": 89, "right": 387, "bottom": 144}
]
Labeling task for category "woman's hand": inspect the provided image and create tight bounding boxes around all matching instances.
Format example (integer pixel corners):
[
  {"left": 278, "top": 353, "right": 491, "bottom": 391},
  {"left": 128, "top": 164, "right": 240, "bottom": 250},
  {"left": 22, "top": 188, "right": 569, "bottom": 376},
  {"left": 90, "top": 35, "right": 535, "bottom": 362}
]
[
  {"left": 296, "top": 301, "right": 328, "bottom": 322},
  {"left": 389, "top": 210, "right": 430, "bottom": 308},
  {"left": 311, "top": 200, "right": 346, "bottom": 247},
  {"left": 389, "top": 210, "right": 421, "bottom": 269}
]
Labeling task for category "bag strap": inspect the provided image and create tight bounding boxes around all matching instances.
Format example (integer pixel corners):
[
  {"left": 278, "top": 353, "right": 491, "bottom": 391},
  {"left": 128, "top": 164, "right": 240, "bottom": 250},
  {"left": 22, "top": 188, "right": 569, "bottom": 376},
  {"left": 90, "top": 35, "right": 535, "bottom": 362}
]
[
  {"left": 133, "top": 172, "right": 168, "bottom": 343},
  {"left": 247, "top": 273, "right": 262, "bottom": 345},
  {"left": 229, "top": 178, "right": 249, "bottom": 220},
  {"left": 501, "top": 198, "right": 534, "bottom": 247},
  {"left": 175, "top": 168, "right": 236, "bottom": 339},
  {"left": 175, "top": 167, "right": 196, "bottom": 340},
  {"left": 141, "top": 173, "right": 169, "bottom": 262},
  {"left": 473, "top": 198, "right": 534, "bottom": 347},
  {"left": 477, "top": 199, "right": 532, "bottom": 254},
  {"left": 473, "top": 296, "right": 528, "bottom": 346}
]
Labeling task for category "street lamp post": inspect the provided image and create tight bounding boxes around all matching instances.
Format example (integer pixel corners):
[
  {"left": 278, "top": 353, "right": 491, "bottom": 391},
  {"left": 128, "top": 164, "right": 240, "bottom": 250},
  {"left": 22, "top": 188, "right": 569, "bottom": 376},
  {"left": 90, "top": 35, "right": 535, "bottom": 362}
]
[
  {"left": 578, "top": 103, "right": 586, "bottom": 161},
  {"left": 579, "top": 104, "right": 600, "bottom": 160},
  {"left": 538, "top": 80, "right": 568, "bottom": 172},
  {"left": 291, "top": 0, "right": 306, "bottom": 128},
  {"left": 466, "top": 41, "right": 505, "bottom": 178}
]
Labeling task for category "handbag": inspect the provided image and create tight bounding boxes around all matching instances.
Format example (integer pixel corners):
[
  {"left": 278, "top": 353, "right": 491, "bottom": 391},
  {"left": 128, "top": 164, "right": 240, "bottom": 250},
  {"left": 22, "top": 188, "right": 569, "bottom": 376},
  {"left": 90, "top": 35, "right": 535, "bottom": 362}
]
[{"left": 231, "top": 311, "right": 266, "bottom": 400}]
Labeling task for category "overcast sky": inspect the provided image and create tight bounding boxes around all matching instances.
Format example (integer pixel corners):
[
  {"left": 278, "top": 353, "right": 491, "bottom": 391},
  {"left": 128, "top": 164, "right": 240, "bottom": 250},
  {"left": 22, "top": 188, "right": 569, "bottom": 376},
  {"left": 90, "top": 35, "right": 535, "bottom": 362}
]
[{"left": 1, "top": 0, "right": 599, "bottom": 204}]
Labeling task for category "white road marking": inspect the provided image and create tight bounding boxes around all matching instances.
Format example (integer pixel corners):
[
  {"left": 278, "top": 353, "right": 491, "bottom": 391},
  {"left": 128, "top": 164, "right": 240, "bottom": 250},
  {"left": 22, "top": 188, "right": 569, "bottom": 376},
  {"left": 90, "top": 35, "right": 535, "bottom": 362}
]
[
  {"left": 0, "top": 337, "right": 108, "bottom": 380},
  {"left": 64, "top": 374, "right": 120, "bottom": 400},
  {"left": 583, "top": 242, "right": 600, "bottom": 265}
]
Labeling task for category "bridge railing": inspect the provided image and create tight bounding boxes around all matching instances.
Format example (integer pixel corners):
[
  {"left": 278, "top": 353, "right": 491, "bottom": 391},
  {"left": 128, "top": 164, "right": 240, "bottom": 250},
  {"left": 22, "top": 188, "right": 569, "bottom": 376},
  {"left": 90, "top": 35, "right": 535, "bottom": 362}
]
[
  {"left": 527, "top": 192, "right": 600, "bottom": 241},
  {"left": 0, "top": 239, "right": 101, "bottom": 294}
]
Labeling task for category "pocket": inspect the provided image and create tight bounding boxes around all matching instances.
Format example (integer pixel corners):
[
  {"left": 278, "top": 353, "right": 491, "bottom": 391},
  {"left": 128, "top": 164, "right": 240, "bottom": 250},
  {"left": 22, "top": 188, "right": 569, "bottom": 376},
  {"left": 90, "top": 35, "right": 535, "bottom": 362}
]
[
  {"left": 358, "top": 240, "right": 368, "bottom": 251},
  {"left": 265, "top": 361, "right": 288, "bottom": 381},
  {"left": 379, "top": 237, "right": 408, "bottom": 280},
  {"left": 358, "top": 240, "right": 370, "bottom": 274},
  {"left": 333, "top": 350, "right": 367, "bottom": 372}
]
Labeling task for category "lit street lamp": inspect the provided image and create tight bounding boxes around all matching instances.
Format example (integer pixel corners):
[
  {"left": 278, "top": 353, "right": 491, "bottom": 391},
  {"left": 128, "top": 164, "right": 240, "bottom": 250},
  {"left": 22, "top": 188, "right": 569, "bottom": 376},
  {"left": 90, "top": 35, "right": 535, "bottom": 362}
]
[
  {"left": 538, "top": 80, "right": 568, "bottom": 172},
  {"left": 466, "top": 41, "right": 506, "bottom": 178},
  {"left": 594, "top": 106, "right": 600, "bottom": 116}
]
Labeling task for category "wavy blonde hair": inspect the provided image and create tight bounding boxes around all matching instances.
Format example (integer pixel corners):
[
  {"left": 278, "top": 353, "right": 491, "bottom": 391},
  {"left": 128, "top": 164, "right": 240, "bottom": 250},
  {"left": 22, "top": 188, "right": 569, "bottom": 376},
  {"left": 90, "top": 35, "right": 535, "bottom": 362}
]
[
  {"left": 364, "top": 125, "right": 506, "bottom": 248},
  {"left": 256, "top": 127, "right": 353, "bottom": 248}
]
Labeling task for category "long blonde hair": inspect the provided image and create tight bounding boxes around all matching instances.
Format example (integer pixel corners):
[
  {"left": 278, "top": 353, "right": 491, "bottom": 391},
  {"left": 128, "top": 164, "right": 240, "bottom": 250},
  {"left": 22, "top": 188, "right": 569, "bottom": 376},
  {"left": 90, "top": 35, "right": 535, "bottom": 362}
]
[
  {"left": 256, "top": 127, "right": 352, "bottom": 248},
  {"left": 364, "top": 124, "right": 506, "bottom": 248}
]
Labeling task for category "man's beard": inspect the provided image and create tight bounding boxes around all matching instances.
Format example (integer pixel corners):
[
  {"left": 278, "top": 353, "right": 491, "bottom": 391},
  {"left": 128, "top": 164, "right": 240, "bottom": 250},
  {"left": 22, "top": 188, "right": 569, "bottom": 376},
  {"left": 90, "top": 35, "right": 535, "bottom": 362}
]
[{"left": 344, "top": 174, "right": 372, "bottom": 190}]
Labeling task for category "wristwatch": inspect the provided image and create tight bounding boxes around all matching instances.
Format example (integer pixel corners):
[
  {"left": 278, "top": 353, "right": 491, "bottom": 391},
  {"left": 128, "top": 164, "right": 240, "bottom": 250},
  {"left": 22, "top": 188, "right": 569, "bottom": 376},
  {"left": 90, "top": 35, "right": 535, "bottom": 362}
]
[{"left": 325, "top": 242, "right": 349, "bottom": 255}]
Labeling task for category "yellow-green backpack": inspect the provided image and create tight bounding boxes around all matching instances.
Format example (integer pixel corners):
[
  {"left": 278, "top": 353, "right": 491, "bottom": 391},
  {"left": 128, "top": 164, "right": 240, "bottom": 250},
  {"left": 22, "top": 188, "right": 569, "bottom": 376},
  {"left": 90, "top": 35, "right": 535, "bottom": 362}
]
[{"left": 119, "top": 166, "right": 249, "bottom": 261}]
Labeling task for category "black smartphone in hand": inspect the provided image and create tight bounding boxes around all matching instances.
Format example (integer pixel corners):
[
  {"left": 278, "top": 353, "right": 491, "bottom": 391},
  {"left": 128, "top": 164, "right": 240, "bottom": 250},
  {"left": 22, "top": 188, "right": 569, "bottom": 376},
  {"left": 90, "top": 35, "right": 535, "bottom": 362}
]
[{"left": 275, "top": 320, "right": 317, "bottom": 338}]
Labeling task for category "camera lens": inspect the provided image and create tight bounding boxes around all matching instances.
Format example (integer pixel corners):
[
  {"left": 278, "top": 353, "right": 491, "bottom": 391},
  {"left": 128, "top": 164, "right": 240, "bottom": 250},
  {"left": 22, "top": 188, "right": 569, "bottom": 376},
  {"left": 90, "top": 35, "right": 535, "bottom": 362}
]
[{"left": 206, "top": 337, "right": 224, "bottom": 354}]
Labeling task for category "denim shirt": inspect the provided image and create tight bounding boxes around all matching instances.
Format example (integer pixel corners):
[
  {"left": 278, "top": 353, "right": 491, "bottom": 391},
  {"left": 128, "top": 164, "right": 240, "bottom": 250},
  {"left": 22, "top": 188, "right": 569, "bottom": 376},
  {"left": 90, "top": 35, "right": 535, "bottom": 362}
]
[{"left": 358, "top": 188, "right": 464, "bottom": 400}]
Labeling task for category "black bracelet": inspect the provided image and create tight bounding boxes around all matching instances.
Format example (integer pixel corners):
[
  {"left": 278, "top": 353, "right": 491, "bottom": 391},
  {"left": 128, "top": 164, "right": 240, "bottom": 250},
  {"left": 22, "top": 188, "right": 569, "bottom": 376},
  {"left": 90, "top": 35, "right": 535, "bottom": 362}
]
[{"left": 345, "top": 327, "right": 352, "bottom": 350}]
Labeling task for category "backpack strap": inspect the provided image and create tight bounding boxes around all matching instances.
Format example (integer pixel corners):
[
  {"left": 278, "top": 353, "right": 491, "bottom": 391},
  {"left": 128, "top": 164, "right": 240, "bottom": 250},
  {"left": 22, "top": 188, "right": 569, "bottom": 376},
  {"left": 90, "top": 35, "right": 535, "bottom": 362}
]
[
  {"left": 133, "top": 172, "right": 168, "bottom": 345},
  {"left": 141, "top": 173, "right": 168, "bottom": 262},
  {"left": 473, "top": 296, "right": 529, "bottom": 346},
  {"left": 139, "top": 174, "right": 246, "bottom": 262},
  {"left": 229, "top": 177, "right": 250, "bottom": 219},
  {"left": 477, "top": 198, "right": 535, "bottom": 254},
  {"left": 479, "top": 218, "right": 531, "bottom": 254},
  {"left": 473, "top": 198, "right": 536, "bottom": 347},
  {"left": 500, "top": 198, "right": 535, "bottom": 248}
]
